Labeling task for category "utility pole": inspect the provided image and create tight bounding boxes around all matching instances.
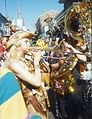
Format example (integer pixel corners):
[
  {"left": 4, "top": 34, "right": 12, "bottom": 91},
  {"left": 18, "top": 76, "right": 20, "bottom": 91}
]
[{"left": 5, "top": 0, "right": 7, "bottom": 17}]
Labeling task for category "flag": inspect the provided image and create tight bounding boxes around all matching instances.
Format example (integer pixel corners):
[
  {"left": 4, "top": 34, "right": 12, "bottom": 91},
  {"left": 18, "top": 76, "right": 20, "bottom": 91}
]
[{"left": 0, "top": 68, "right": 27, "bottom": 119}]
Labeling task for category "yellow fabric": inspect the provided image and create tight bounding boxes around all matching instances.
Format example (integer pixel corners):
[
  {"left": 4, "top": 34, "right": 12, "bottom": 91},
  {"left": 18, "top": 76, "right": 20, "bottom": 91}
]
[
  {"left": 41, "top": 73, "right": 50, "bottom": 87},
  {"left": 0, "top": 91, "right": 27, "bottom": 119},
  {"left": 0, "top": 68, "right": 28, "bottom": 119},
  {"left": 0, "top": 68, "right": 11, "bottom": 78}
]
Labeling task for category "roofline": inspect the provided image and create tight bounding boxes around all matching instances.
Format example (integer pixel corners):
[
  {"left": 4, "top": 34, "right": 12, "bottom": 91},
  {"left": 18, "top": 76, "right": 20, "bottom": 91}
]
[{"left": 0, "top": 13, "right": 11, "bottom": 23}]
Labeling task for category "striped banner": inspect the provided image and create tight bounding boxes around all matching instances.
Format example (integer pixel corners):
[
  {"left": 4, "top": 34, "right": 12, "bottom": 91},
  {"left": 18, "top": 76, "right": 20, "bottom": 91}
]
[{"left": 0, "top": 68, "right": 27, "bottom": 119}]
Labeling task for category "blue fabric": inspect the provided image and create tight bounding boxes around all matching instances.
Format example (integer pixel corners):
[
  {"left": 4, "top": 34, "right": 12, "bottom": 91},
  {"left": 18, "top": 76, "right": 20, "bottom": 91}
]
[
  {"left": 0, "top": 72, "right": 20, "bottom": 105},
  {"left": 31, "top": 115, "right": 42, "bottom": 119},
  {"left": 25, "top": 114, "right": 42, "bottom": 119}
]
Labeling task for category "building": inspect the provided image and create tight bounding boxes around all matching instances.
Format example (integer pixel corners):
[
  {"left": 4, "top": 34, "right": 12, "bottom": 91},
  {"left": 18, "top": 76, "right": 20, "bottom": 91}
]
[
  {"left": 16, "top": 9, "right": 27, "bottom": 31},
  {"left": 36, "top": 10, "right": 60, "bottom": 35},
  {"left": 36, "top": 1, "right": 83, "bottom": 36},
  {"left": 0, "top": 13, "right": 11, "bottom": 37},
  {"left": 0, "top": 13, "right": 8, "bottom": 28},
  {"left": 58, "top": 0, "right": 83, "bottom": 10}
]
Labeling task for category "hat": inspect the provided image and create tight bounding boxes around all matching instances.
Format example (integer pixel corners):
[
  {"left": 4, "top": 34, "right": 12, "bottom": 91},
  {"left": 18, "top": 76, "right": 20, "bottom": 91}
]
[{"left": 6, "top": 30, "right": 36, "bottom": 49}]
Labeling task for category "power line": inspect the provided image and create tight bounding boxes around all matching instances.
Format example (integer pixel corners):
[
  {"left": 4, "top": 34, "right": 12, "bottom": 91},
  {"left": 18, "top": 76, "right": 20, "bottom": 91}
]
[{"left": 5, "top": 0, "right": 7, "bottom": 17}]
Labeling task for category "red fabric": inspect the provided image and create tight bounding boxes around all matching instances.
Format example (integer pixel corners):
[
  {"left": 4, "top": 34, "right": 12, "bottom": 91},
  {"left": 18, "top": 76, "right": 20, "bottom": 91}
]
[{"left": 0, "top": 44, "right": 4, "bottom": 53}]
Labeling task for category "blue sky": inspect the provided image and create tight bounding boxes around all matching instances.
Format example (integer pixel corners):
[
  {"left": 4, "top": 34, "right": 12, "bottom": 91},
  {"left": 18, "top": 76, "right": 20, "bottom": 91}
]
[{"left": 0, "top": 0, "right": 64, "bottom": 32}]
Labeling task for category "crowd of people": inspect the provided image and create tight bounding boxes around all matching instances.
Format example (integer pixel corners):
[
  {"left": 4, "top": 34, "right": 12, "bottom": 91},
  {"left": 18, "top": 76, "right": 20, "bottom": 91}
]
[{"left": 0, "top": 27, "right": 91, "bottom": 119}]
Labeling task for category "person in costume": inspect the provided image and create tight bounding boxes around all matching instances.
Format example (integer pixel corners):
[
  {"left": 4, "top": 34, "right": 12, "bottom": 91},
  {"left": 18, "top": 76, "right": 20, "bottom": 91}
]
[
  {"left": 5, "top": 30, "right": 50, "bottom": 119},
  {"left": 6, "top": 31, "right": 42, "bottom": 87},
  {"left": 49, "top": 32, "right": 88, "bottom": 119},
  {"left": 63, "top": 39, "right": 88, "bottom": 119}
]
